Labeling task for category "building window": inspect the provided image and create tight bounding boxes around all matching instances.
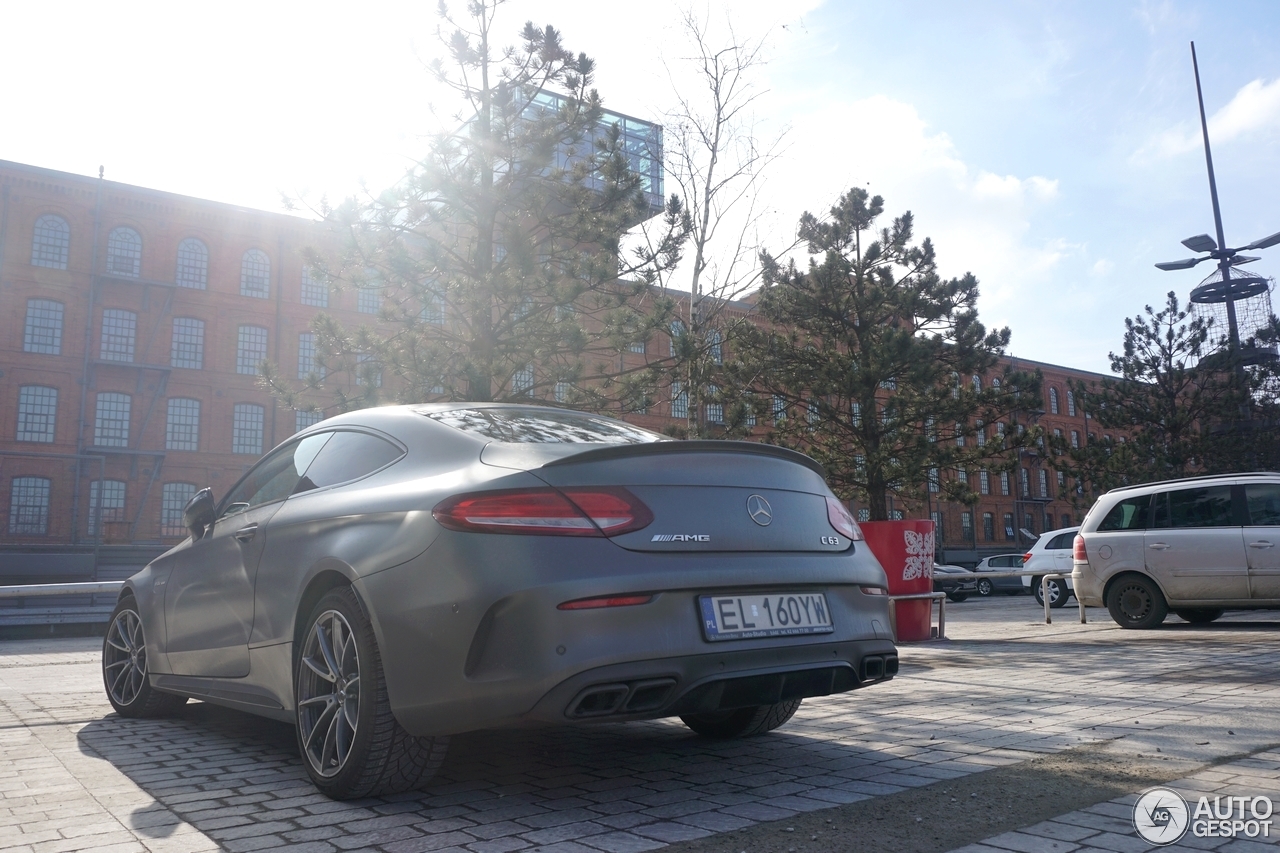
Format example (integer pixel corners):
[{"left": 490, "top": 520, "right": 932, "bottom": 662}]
[
  {"left": 669, "top": 320, "right": 685, "bottom": 357},
  {"left": 1062, "top": 513, "right": 1072, "bottom": 529},
  {"left": 1049, "top": 387, "right": 1060, "bottom": 414},
  {"left": 961, "top": 511, "right": 973, "bottom": 538},
  {"left": 298, "top": 333, "right": 320, "bottom": 379},
  {"left": 358, "top": 287, "right": 381, "bottom": 315},
  {"left": 100, "top": 309, "right": 137, "bottom": 362},
  {"left": 975, "top": 420, "right": 986, "bottom": 447},
  {"left": 171, "top": 318, "right": 205, "bottom": 369},
  {"left": 106, "top": 227, "right": 142, "bottom": 277},
  {"left": 744, "top": 394, "right": 756, "bottom": 427},
  {"left": 957, "top": 467, "right": 968, "bottom": 486},
  {"left": 956, "top": 423, "right": 965, "bottom": 447},
  {"left": 1067, "top": 390, "right": 1077, "bottom": 417},
  {"left": 237, "top": 325, "right": 268, "bottom": 375},
  {"left": 671, "top": 382, "right": 688, "bottom": 419},
  {"left": 1058, "top": 470, "right": 1066, "bottom": 488},
  {"left": 708, "top": 329, "right": 723, "bottom": 364},
  {"left": 24, "top": 299, "right": 64, "bottom": 354},
  {"left": 94, "top": 393, "right": 131, "bottom": 447},
  {"left": 972, "top": 375, "right": 982, "bottom": 393},
  {"left": 160, "top": 483, "right": 196, "bottom": 537},
  {"left": 629, "top": 339, "right": 646, "bottom": 354},
  {"left": 9, "top": 477, "right": 51, "bottom": 535},
  {"left": 855, "top": 455, "right": 866, "bottom": 473},
  {"left": 979, "top": 470, "right": 990, "bottom": 494},
  {"left": 852, "top": 402, "right": 862, "bottom": 427},
  {"left": 929, "top": 468, "right": 940, "bottom": 493},
  {"left": 999, "top": 471, "right": 1009, "bottom": 495},
  {"left": 554, "top": 381, "right": 571, "bottom": 403},
  {"left": 982, "top": 512, "right": 995, "bottom": 541},
  {"left": 420, "top": 293, "right": 444, "bottom": 325},
  {"left": 165, "top": 398, "right": 200, "bottom": 451},
  {"left": 995, "top": 422, "right": 1005, "bottom": 439},
  {"left": 511, "top": 364, "right": 533, "bottom": 396},
  {"left": 301, "top": 267, "right": 328, "bottom": 307},
  {"left": 858, "top": 509, "right": 871, "bottom": 523},
  {"left": 773, "top": 395, "right": 786, "bottom": 425},
  {"left": 31, "top": 214, "right": 70, "bottom": 269},
  {"left": 930, "top": 511, "right": 944, "bottom": 542},
  {"left": 706, "top": 385, "right": 723, "bottom": 424},
  {"left": 1020, "top": 468, "right": 1030, "bottom": 497},
  {"left": 240, "top": 249, "right": 271, "bottom": 298},
  {"left": 296, "top": 410, "right": 323, "bottom": 432},
  {"left": 16, "top": 386, "right": 58, "bottom": 443},
  {"left": 807, "top": 399, "right": 819, "bottom": 426},
  {"left": 175, "top": 238, "right": 208, "bottom": 289},
  {"left": 232, "top": 403, "right": 264, "bottom": 455},
  {"left": 1070, "top": 430, "right": 1080, "bottom": 448},
  {"left": 1024, "top": 513, "right": 1035, "bottom": 536},
  {"left": 1038, "top": 468, "right": 1050, "bottom": 498},
  {"left": 87, "top": 480, "right": 126, "bottom": 535},
  {"left": 1004, "top": 513, "right": 1015, "bottom": 540}
]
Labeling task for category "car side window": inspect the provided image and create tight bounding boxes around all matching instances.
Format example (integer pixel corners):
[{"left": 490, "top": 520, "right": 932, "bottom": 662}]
[
  {"left": 297, "top": 431, "right": 403, "bottom": 491},
  {"left": 222, "top": 433, "right": 332, "bottom": 516},
  {"left": 1152, "top": 486, "right": 1235, "bottom": 529},
  {"left": 1245, "top": 484, "right": 1280, "bottom": 526},
  {"left": 1047, "top": 532, "right": 1075, "bottom": 550},
  {"left": 1097, "top": 496, "right": 1152, "bottom": 532}
]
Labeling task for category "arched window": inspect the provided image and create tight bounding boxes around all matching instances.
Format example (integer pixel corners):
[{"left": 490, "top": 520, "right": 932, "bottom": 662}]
[
  {"left": 175, "top": 238, "right": 208, "bottom": 289},
  {"left": 669, "top": 319, "right": 685, "bottom": 357},
  {"left": 31, "top": 215, "right": 70, "bottom": 269},
  {"left": 991, "top": 378, "right": 1001, "bottom": 390},
  {"left": 971, "top": 374, "right": 982, "bottom": 392},
  {"left": 1067, "top": 390, "right": 1077, "bottom": 417},
  {"left": 240, "top": 249, "right": 271, "bottom": 298},
  {"left": 1049, "top": 387, "right": 1059, "bottom": 414},
  {"left": 708, "top": 329, "right": 723, "bottom": 364},
  {"left": 106, "top": 227, "right": 142, "bottom": 277},
  {"left": 160, "top": 483, "right": 197, "bottom": 537}
]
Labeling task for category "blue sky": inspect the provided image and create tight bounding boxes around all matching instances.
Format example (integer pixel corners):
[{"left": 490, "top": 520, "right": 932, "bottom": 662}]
[{"left": 3, "top": 1, "right": 1278, "bottom": 373}]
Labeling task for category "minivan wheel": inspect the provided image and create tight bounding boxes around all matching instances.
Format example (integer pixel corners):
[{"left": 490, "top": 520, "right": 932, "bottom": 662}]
[
  {"left": 295, "top": 587, "right": 448, "bottom": 799},
  {"left": 681, "top": 698, "right": 802, "bottom": 739},
  {"left": 1106, "top": 575, "right": 1168, "bottom": 629},
  {"left": 1032, "top": 577, "right": 1070, "bottom": 609},
  {"left": 1174, "top": 608, "right": 1224, "bottom": 624}
]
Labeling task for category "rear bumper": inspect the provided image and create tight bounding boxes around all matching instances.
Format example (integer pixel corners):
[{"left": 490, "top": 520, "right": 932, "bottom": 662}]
[{"left": 1071, "top": 565, "right": 1104, "bottom": 606}]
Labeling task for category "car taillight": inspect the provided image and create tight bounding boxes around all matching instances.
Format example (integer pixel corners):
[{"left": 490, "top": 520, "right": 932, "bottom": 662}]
[
  {"left": 826, "top": 496, "right": 864, "bottom": 541},
  {"left": 1073, "top": 534, "right": 1087, "bottom": 562},
  {"left": 558, "top": 595, "right": 654, "bottom": 610},
  {"left": 432, "top": 487, "right": 652, "bottom": 537},
  {"left": 1022, "top": 552, "right": 1032, "bottom": 564}
]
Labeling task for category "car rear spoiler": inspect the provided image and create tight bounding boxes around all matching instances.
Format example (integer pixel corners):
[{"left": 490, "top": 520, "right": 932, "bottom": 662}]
[{"left": 541, "top": 440, "right": 827, "bottom": 478}]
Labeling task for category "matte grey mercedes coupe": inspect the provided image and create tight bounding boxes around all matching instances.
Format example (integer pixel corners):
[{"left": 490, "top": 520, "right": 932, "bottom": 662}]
[{"left": 102, "top": 404, "right": 899, "bottom": 799}]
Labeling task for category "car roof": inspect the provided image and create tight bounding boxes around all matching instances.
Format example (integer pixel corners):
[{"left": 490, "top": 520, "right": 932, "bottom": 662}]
[{"left": 1103, "top": 471, "right": 1278, "bottom": 495}]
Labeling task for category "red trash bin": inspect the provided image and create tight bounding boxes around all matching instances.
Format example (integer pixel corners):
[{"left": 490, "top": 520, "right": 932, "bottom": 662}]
[{"left": 860, "top": 519, "right": 935, "bottom": 641}]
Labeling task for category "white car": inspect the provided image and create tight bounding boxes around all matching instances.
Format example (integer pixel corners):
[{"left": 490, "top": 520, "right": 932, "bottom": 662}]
[{"left": 1021, "top": 527, "right": 1079, "bottom": 607}]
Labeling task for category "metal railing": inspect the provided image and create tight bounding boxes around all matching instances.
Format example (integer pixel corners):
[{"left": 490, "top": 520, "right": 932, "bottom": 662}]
[
  {"left": 0, "top": 581, "right": 124, "bottom": 599},
  {"left": 886, "top": 591, "right": 947, "bottom": 641}
]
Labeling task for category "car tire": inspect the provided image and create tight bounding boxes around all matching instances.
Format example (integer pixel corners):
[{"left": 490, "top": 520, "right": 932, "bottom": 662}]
[
  {"left": 1031, "top": 577, "right": 1070, "bottom": 608},
  {"left": 1174, "top": 608, "right": 1224, "bottom": 624},
  {"left": 976, "top": 579, "right": 994, "bottom": 597},
  {"left": 681, "top": 698, "right": 802, "bottom": 739},
  {"left": 102, "top": 597, "right": 188, "bottom": 718},
  {"left": 1106, "top": 575, "right": 1169, "bottom": 630},
  {"left": 947, "top": 592, "right": 969, "bottom": 602},
  {"left": 295, "top": 587, "right": 449, "bottom": 799}
]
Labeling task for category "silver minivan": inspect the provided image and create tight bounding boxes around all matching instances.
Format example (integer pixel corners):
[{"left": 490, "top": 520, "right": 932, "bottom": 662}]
[{"left": 1072, "top": 473, "right": 1280, "bottom": 628}]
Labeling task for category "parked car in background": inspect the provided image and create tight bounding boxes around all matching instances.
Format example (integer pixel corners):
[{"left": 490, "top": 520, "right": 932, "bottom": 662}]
[
  {"left": 973, "top": 554, "right": 1029, "bottom": 596},
  {"left": 1021, "top": 527, "right": 1079, "bottom": 607},
  {"left": 1073, "top": 472, "right": 1280, "bottom": 629},
  {"left": 101, "top": 403, "right": 900, "bottom": 799},
  {"left": 933, "top": 563, "right": 978, "bottom": 602}
]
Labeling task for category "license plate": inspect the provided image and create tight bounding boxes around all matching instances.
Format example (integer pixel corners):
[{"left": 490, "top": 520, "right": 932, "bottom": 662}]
[{"left": 699, "top": 593, "right": 833, "bottom": 641}]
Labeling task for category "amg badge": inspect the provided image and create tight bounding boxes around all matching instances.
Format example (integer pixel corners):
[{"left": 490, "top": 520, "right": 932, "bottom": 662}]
[{"left": 651, "top": 534, "right": 711, "bottom": 542}]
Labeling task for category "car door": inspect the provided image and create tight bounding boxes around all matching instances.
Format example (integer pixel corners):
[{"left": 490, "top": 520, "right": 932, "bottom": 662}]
[
  {"left": 1049, "top": 532, "right": 1075, "bottom": 579},
  {"left": 1244, "top": 482, "right": 1280, "bottom": 602},
  {"left": 164, "top": 433, "right": 332, "bottom": 676},
  {"left": 1144, "top": 485, "right": 1248, "bottom": 603}
]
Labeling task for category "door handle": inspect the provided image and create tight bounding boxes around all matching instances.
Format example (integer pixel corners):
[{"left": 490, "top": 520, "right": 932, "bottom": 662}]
[
  {"left": 234, "top": 523, "right": 259, "bottom": 542},
  {"left": 1248, "top": 541, "right": 1275, "bottom": 549},
  {"left": 1148, "top": 542, "right": 1169, "bottom": 551}
]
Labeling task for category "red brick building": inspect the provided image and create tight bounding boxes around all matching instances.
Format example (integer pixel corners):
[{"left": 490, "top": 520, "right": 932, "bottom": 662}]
[{"left": 0, "top": 158, "right": 1115, "bottom": 564}]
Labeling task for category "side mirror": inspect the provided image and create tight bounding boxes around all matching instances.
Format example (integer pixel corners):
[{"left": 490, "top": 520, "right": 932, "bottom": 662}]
[{"left": 183, "top": 487, "right": 216, "bottom": 540}]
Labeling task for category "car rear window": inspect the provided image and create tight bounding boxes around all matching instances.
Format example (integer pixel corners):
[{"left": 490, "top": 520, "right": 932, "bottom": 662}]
[
  {"left": 1097, "top": 496, "right": 1152, "bottom": 531},
  {"left": 424, "top": 407, "right": 665, "bottom": 445}
]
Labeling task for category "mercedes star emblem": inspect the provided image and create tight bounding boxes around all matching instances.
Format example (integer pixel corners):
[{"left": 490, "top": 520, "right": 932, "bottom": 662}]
[{"left": 746, "top": 494, "right": 773, "bottom": 526}]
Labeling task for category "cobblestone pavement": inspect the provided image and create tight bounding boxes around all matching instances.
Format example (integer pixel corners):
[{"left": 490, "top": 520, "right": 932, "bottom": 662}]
[
  {"left": 1, "top": 596, "right": 1278, "bottom": 853},
  {"left": 948, "top": 750, "right": 1280, "bottom": 853}
]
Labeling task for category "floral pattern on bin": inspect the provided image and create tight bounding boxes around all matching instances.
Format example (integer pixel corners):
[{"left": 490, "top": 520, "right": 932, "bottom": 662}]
[{"left": 902, "top": 529, "right": 935, "bottom": 581}]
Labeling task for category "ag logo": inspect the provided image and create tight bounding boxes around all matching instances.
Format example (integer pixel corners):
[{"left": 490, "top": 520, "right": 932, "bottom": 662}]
[{"left": 1133, "top": 787, "right": 1189, "bottom": 845}]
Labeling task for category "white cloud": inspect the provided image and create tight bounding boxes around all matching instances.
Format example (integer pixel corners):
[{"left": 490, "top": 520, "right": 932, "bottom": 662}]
[
  {"left": 1090, "top": 259, "right": 1114, "bottom": 277},
  {"left": 1135, "top": 77, "right": 1280, "bottom": 161}
]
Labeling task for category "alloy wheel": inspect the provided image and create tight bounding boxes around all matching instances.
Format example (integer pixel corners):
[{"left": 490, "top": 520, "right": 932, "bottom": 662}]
[
  {"left": 297, "top": 610, "right": 361, "bottom": 778},
  {"left": 103, "top": 609, "right": 147, "bottom": 706}
]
